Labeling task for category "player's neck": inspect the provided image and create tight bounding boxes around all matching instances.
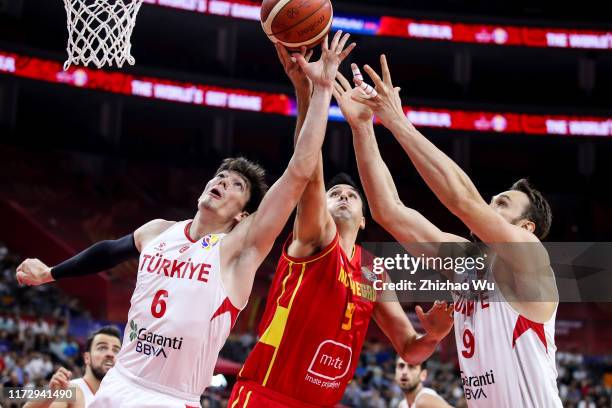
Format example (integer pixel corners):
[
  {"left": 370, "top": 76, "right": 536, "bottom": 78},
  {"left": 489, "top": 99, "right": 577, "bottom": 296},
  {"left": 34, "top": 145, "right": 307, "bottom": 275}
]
[
  {"left": 190, "top": 210, "right": 233, "bottom": 240},
  {"left": 82, "top": 370, "right": 101, "bottom": 394},
  {"left": 406, "top": 383, "right": 423, "bottom": 405},
  {"left": 337, "top": 223, "right": 359, "bottom": 257}
]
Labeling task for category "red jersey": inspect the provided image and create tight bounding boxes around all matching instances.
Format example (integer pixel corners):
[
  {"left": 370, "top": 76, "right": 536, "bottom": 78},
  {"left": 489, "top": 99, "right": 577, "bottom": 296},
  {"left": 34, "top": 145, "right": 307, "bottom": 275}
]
[{"left": 237, "top": 233, "right": 376, "bottom": 406}]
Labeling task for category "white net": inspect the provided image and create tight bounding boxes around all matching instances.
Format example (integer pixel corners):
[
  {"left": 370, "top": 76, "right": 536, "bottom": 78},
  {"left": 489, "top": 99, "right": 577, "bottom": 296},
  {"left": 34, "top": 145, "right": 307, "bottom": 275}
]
[{"left": 63, "top": 0, "right": 144, "bottom": 70}]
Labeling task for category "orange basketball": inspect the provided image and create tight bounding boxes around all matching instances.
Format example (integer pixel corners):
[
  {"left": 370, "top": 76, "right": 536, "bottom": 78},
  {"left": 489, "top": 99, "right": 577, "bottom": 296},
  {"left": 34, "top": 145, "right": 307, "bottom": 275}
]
[{"left": 261, "top": 0, "right": 333, "bottom": 50}]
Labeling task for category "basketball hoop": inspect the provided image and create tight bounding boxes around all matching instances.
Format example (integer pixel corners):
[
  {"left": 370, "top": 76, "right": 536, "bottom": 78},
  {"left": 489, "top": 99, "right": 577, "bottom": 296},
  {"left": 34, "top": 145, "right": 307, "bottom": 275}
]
[{"left": 63, "top": 0, "right": 144, "bottom": 70}]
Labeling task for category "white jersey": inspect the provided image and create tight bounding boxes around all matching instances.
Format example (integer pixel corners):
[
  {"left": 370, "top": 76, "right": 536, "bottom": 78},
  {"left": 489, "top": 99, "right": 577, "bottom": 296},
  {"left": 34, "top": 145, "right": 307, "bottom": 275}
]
[
  {"left": 70, "top": 378, "right": 95, "bottom": 407},
  {"left": 452, "top": 264, "right": 562, "bottom": 407},
  {"left": 398, "top": 387, "right": 445, "bottom": 408},
  {"left": 116, "top": 220, "right": 242, "bottom": 402}
]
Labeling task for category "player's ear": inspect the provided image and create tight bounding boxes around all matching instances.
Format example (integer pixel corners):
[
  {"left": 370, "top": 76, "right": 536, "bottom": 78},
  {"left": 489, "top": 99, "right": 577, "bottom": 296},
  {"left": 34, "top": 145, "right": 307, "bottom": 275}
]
[
  {"left": 518, "top": 219, "right": 536, "bottom": 234},
  {"left": 83, "top": 351, "right": 91, "bottom": 366},
  {"left": 234, "top": 211, "right": 249, "bottom": 224},
  {"left": 420, "top": 368, "right": 428, "bottom": 382},
  {"left": 359, "top": 216, "right": 366, "bottom": 230}
]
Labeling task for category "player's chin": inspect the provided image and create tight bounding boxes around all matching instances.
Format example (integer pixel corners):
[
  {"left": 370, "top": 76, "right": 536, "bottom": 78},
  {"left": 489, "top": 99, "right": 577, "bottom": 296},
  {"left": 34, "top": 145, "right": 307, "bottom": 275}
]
[{"left": 101, "top": 365, "right": 114, "bottom": 374}]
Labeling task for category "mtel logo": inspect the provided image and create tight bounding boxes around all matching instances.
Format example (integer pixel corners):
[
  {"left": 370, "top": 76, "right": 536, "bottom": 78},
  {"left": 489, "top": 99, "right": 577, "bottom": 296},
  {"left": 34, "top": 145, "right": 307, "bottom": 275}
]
[{"left": 307, "top": 340, "right": 352, "bottom": 381}]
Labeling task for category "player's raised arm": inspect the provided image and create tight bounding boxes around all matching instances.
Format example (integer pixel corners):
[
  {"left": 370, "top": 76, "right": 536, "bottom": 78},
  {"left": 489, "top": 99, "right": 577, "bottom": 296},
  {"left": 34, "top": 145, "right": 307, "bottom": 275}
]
[
  {"left": 334, "top": 70, "right": 467, "bottom": 248},
  {"left": 351, "top": 55, "right": 548, "bottom": 268},
  {"left": 275, "top": 43, "right": 313, "bottom": 146},
  {"left": 224, "top": 33, "right": 355, "bottom": 298},
  {"left": 276, "top": 41, "right": 342, "bottom": 257},
  {"left": 15, "top": 219, "right": 173, "bottom": 286}
]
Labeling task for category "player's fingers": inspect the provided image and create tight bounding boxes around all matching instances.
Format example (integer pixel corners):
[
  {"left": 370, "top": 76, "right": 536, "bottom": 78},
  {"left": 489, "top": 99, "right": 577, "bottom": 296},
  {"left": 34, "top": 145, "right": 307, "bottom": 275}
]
[
  {"left": 337, "top": 32, "right": 351, "bottom": 53},
  {"left": 321, "top": 34, "right": 329, "bottom": 51},
  {"left": 380, "top": 54, "right": 393, "bottom": 86},
  {"left": 351, "top": 93, "right": 377, "bottom": 107},
  {"left": 339, "top": 42, "right": 356, "bottom": 61},
  {"left": 415, "top": 305, "right": 426, "bottom": 322},
  {"left": 274, "top": 43, "right": 289, "bottom": 65},
  {"left": 58, "top": 367, "right": 71, "bottom": 377},
  {"left": 305, "top": 49, "right": 314, "bottom": 63},
  {"left": 330, "top": 30, "right": 342, "bottom": 51},
  {"left": 293, "top": 54, "right": 309, "bottom": 70},
  {"left": 363, "top": 64, "right": 384, "bottom": 89},
  {"left": 333, "top": 81, "right": 344, "bottom": 96},
  {"left": 336, "top": 71, "right": 351, "bottom": 92},
  {"left": 357, "top": 80, "right": 378, "bottom": 98},
  {"left": 332, "top": 86, "right": 340, "bottom": 101},
  {"left": 352, "top": 63, "right": 364, "bottom": 84}
]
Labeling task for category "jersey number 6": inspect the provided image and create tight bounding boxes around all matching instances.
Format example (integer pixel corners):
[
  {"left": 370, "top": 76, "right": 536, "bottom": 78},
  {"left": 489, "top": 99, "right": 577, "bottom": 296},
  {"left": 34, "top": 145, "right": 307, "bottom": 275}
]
[{"left": 151, "top": 290, "right": 168, "bottom": 318}]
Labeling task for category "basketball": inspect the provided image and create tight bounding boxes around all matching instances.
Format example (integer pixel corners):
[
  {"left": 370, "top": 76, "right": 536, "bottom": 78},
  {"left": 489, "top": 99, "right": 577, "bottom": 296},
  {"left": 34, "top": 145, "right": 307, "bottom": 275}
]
[{"left": 260, "top": 0, "right": 333, "bottom": 50}]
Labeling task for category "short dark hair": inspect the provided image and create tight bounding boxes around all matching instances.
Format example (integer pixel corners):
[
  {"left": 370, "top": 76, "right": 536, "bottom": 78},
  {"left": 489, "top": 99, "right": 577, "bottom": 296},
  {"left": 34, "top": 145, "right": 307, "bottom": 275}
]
[
  {"left": 510, "top": 179, "right": 552, "bottom": 240},
  {"left": 326, "top": 173, "right": 368, "bottom": 217},
  {"left": 85, "top": 326, "right": 122, "bottom": 353},
  {"left": 396, "top": 354, "right": 427, "bottom": 370},
  {"left": 215, "top": 157, "right": 268, "bottom": 214}
]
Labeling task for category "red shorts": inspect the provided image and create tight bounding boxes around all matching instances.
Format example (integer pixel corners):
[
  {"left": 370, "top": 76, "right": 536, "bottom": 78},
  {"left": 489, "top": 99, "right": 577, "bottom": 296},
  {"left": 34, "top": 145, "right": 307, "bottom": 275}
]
[{"left": 228, "top": 381, "right": 338, "bottom": 408}]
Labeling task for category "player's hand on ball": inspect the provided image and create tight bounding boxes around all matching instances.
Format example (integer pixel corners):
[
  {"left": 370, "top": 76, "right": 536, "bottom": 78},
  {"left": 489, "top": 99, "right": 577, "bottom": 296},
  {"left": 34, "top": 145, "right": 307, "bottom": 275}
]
[
  {"left": 416, "top": 300, "right": 454, "bottom": 341},
  {"left": 16, "top": 258, "right": 54, "bottom": 286},
  {"left": 332, "top": 70, "right": 374, "bottom": 125},
  {"left": 292, "top": 30, "right": 356, "bottom": 91},
  {"left": 48, "top": 367, "right": 72, "bottom": 391},
  {"left": 275, "top": 44, "right": 313, "bottom": 95},
  {"left": 351, "top": 54, "right": 406, "bottom": 130}
]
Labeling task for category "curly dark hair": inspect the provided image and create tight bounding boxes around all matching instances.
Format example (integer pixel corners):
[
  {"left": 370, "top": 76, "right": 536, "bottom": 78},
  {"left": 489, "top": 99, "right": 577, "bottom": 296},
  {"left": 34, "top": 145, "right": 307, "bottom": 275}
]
[
  {"left": 510, "top": 178, "right": 552, "bottom": 240},
  {"left": 215, "top": 157, "right": 268, "bottom": 214}
]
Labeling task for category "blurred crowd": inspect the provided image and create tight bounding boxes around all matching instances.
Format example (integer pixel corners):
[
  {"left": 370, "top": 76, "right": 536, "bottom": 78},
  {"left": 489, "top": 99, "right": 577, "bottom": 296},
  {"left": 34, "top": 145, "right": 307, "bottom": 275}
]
[
  {"left": 0, "top": 243, "right": 89, "bottom": 406},
  {"left": 1, "top": 243, "right": 611, "bottom": 407}
]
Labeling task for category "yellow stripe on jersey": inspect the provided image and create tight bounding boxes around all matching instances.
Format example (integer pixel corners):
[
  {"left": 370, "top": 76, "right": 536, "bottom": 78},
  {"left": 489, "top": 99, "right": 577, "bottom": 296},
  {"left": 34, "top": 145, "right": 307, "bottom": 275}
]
[
  {"left": 261, "top": 262, "right": 307, "bottom": 386},
  {"left": 259, "top": 306, "right": 289, "bottom": 347},
  {"left": 231, "top": 386, "right": 244, "bottom": 408},
  {"left": 281, "top": 240, "right": 338, "bottom": 265},
  {"left": 243, "top": 391, "right": 252, "bottom": 407}
]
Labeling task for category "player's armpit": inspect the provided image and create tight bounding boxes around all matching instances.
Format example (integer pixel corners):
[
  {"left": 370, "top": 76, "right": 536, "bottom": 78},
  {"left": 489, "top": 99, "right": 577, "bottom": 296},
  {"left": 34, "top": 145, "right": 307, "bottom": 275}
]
[
  {"left": 290, "top": 161, "right": 336, "bottom": 258},
  {"left": 133, "top": 219, "right": 176, "bottom": 252}
]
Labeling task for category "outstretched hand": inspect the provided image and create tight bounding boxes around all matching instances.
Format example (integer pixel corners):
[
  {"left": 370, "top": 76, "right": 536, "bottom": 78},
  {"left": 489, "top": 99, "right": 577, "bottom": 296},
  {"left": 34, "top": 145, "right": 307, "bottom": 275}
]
[
  {"left": 351, "top": 54, "right": 406, "bottom": 130},
  {"left": 332, "top": 69, "right": 373, "bottom": 126},
  {"left": 275, "top": 43, "right": 313, "bottom": 95},
  {"left": 416, "top": 301, "right": 454, "bottom": 341},
  {"left": 293, "top": 31, "right": 356, "bottom": 91}
]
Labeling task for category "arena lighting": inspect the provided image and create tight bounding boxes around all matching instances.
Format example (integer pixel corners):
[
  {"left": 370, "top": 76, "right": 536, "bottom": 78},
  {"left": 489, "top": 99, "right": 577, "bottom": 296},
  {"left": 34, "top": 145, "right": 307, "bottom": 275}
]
[
  {"left": 1, "top": 50, "right": 611, "bottom": 137},
  {"left": 140, "top": 0, "right": 612, "bottom": 51}
]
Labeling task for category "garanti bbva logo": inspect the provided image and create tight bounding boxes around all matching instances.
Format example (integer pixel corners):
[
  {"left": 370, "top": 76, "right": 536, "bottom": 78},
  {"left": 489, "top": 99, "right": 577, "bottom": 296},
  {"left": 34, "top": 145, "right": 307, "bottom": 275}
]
[{"left": 129, "top": 320, "right": 183, "bottom": 358}]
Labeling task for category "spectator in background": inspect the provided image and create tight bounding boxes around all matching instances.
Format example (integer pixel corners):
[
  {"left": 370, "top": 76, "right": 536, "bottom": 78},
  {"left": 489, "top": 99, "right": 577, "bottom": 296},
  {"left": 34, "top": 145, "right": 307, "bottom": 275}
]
[
  {"left": 32, "top": 317, "right": 51, "bottom": 336},
  {"left": 23, "top": 325, "right": 122, "bottom": 408},
  {"left": 395, "top": 357, "right": 451, "bottom": 408}
]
